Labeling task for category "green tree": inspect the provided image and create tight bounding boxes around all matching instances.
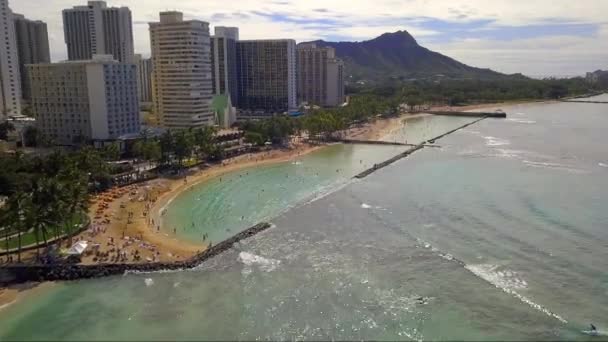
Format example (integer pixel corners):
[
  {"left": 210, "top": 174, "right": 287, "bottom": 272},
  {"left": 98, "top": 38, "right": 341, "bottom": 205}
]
[
  {"left": 22, "top": 126, "right": 40, "bottom": 147},
  {"left": 0, "top": 121, "right": 15, "bottom": 140},
  {"left": 101, "top": 142, "right": 121, "bottom": 161},
  {"left": 173, "top": 130, "right": 194, "bottom": 167}
]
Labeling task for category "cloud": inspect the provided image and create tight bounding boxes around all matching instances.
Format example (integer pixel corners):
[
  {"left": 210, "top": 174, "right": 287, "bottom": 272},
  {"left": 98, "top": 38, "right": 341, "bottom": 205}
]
[
  {"left": 425, "top": 24, "right": 608, "bottom": 77},
  {"left": 6, "top": 0, "right": 608, "bottom": 75}
]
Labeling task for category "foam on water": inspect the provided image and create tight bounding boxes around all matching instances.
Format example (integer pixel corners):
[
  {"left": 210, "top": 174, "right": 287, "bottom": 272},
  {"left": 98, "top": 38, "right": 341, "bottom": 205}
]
[
  {"left": 599, "top": 162, "right": 608, "bottom": 168},
  {"left": 361, "top": 203, "right": 372, "bottom": 209},
  {"left": 144, "top": 278, "right": 154, "bottom": 287},
  {"left": 507, "top": 118, "right": 536, "bottom": 124},
  {"left": 484, "top": 136, "right": 511, "bottom": 147},
  {"left": 465, "top": 264, "right": 567, "bottom": 324},
  {"left": 238, "top": 251, "right": 281, "bottom": 275},
  {"left": 523, "top": 160, "right": 587, "bottom": 174}
]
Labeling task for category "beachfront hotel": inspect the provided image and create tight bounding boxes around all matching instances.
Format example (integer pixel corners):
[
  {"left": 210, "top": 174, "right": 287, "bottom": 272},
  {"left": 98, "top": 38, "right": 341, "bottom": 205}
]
[
  {"left": 296, "top": 43, "right": 345, "bottom": 107},
  {"left": 134, "top": 54, "right": 153, "bottom": 106},
  {"left": 210, "top": 27, "right": 239, "bottom": 104},
  {"left": 62, "top": 1, "right": 134, "bottom": 63},
  {"left": 235, "top": 39, "right": 297, "bottom": 116},
  {"left": 13, "top": 13, "right": 50, "bottom": 102},
  {"left": 0, "top": 0, "right": 22, "bottom": 118},
  {"left": 28, "top": 55, "right": 140, "bottom": 146},
  {"left": 149, "top": 11, "right": 214, "bottom": 129}
]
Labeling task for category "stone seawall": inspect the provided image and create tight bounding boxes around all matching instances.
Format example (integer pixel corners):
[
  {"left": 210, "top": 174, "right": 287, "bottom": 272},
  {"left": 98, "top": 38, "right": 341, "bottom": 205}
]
[
  {"left": 0, "top": 222, "right": 271, "bottom": 285},
  {"left": 354, "top": 117, "right": 489, "bottom": 179}
]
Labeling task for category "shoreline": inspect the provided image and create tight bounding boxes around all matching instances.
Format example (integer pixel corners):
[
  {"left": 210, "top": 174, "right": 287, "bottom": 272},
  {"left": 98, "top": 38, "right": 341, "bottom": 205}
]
[{"left": 0, "top": 101, "right": 533, "bottom": 311}]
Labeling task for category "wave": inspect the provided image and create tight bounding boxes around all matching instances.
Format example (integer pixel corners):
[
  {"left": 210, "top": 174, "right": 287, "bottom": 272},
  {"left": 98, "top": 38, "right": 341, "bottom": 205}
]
[
  {"left": 484, "top": 136, "right": 511, "bottom": 147},
  {"left": 465, "top": 264, "right": 568, "bottom": 324},
  {"left": 361, "top": 203, "right": 372, "bottom": 209},
  {"left": 523, "top": 160, "right": 587, "bottom": 174},
  {"left": 414, "top": 241, "right": 568, "bottom": 325},
  {"left": 599, "top": 162, "right": 608, "bottom": 168},
  {"left": 238, "top": 251, "right": 281, "bottom": 275},
  {"left": 507, "top": 118, "right": 536, "bottom": 124}
]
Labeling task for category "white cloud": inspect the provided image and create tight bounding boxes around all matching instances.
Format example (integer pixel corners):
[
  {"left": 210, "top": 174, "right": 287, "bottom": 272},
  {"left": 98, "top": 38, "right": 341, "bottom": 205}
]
[
  {"left": 7, "top": 0, "right": 608, "bottom": 74},
  {"left": 425, "top": 26, "right": 608, "bottom": 76}
]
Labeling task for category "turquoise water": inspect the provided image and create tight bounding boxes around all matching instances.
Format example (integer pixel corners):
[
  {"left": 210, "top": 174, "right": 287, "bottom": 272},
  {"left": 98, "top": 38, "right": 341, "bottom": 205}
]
[
  {"left": 1, "top": 97, "right": 607, "bottom": 340},
  {"left": 164, "top": 114, "right": 471, "bottom": 245}
]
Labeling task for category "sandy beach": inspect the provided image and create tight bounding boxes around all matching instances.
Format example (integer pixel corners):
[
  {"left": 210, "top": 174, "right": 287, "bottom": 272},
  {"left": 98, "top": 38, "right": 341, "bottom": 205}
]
[{"left": 0, "top": 110, "right": 490, "bottom": 310}]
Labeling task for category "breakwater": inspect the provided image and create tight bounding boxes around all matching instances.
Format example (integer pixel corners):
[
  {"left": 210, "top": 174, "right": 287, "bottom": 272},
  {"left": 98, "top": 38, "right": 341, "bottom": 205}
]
[
  {"left": 425, "top": 110, "right": 507, "bottom": 118},
  {"left": 0, "top": 222, "right": 271, "bottom": 285},
  {"left": 560, "top": 100, "right": 608, "bottom": 104},
  {"left": 336, "top": 139, "right": 420, "bottom": 147},
  {"left": 354, "top": 117, "right": 488, "bottom": 179},
  {"left": 354, "top": 144, "right": 426, "bottom": 178}
]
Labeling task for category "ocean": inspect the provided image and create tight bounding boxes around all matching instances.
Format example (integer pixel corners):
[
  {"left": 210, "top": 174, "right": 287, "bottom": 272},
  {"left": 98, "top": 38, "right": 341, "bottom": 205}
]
[{"left": 1, "top": 95, "right": 607, "bottom": 340}]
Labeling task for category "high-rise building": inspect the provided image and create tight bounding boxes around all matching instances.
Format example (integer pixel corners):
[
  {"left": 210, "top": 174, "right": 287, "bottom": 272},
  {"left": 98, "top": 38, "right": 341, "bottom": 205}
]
[
  {"left": 236, "top": 39, "right": 296, "bottom": 114},
  {"left": 0, "top": 0, "right": 22, "bottom": 119},
  {"left": 134, "top": 54, "right": 152, "bottom": 105},
  {"left": 296, "top": 43, "right": 345, "bottom": 107},
  {"left": 149, "top": 11, "right": 214, "bottom": 129},
  {"left": 326, "top": 58, "right": 345, "bottom": 107},
  {"left": 28, "top": 55, "right": 140, "bottom": 145},
  {"left": 62, "top": 1, "right": 134, "bottom": 63},
  {"left": 13, "top": 13, "right": 50, "bottom": 102},
  {"left": 210, "top": 27, "right": 238, "bottom": 104}
]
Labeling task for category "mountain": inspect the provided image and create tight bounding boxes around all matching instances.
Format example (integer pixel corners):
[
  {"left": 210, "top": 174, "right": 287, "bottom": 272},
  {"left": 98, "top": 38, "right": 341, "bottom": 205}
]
[{"left": 306, "top": 31, "right": 505, "bottom": 81}]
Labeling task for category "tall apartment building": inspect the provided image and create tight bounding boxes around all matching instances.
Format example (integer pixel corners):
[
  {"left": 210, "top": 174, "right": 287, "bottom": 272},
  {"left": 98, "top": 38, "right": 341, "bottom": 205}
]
[
  {"left": 236, "top": 39, "right": 296, "bottom": 114},
  {"left": 28, "top": 55, "right": 140, "bottom": 145},
  {"left": 13, "top": 13, "right": 50, "bottom": 102},
  {"left": 149, "top": 11, "right": 214, "bottom": 129},
  {"left": 134, "top": 54, "right": 152, "bottom": 104},
  {"left": 296, "top": 43, "right": 345, "bottom": 107},
  {"left": 0, "top": 0, "right": 22, "bottom": 119},
  {"left": 62, "top": 1, "right": 134, "bottom": 63},
  {"left": 326, "top": 58, "right": 345, "bottom": 107},
  {"left": 210, "top": 27, "right": 238, "bottom": 103}
]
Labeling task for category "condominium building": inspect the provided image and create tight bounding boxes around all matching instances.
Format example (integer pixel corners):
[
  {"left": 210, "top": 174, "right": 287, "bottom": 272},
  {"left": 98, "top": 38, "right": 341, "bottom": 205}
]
[
  {"left": 235, "top": 39, "right": 296, "bottom": 114},
  {"left": 13, "top": 13, "right": 50, "bottom": 102},
  {"left": 210, "top": 27, "right": 238, "bottom": 104},
  {"left": 0, "top": 0, "right": 22, "bottom": 119},
  {"left": 326, "top": 58, "right": 345, "bottom": 107},
  {"left": 296, "top": 43, "right": 345, "bottom": 107},
  {"left": 149, "top": 11, "right": 214, "bottom": 129},
  {"left": 62, "top": 1, "right": 134, "bottom": 63},
  {"left": 28, "top": 55, "right": 140, "bottom": 145},
  {"left": 134, "top": 54, "right": 152, "bottom": 104}
]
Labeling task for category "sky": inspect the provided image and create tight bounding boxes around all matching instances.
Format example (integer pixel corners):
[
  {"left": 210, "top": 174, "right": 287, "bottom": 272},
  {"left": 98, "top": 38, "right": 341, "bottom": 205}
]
[{"left": 9, "top": 0, "right": 608, "bottom": 77}]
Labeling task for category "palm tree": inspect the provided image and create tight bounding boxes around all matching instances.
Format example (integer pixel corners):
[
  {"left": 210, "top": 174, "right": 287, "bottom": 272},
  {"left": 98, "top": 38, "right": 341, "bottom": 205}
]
[
  {"left": 58, "top": 167, "right": 89, "bottom": 245},
  {"left": 30, "top": 177, "right": 64, "bottom": 258},
  {"left": 2, "top": 191, "right": 32, "bottom": 262}
]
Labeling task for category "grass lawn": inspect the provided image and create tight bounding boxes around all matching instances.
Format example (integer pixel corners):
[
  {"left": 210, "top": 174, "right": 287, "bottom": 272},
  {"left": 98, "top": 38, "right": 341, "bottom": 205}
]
[{"left": 0, "top": 213, "right": 87, "bottom": 252}]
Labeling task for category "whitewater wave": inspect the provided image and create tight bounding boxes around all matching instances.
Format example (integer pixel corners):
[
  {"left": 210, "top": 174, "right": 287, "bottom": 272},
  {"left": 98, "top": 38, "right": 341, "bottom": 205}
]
[
  {"left": 238, "top": 251, "right": 280, "bottom": 275},
  {"left": 523, "top": 160, "right": 587, "bottom": 174},
  {"left": 291, "top": 161, "right": 303, "bottom": 165},
  {"left": 507, "top": 118, "right": 536, "bottom": 124},
  {"left": 361, "top": 203, "right": 372, "bottom": 209},
  {"left": 144, "top": 278, "right": 154, "bottom": 287},
  {"left": 465, "top": 264, "right": 567, "bottom": 324},
  {"left": 484, "top": 136, "right": 511, "bottom": 147},
  {"left": 599, "top": 162, "right": 608, "bottom": 168}
]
